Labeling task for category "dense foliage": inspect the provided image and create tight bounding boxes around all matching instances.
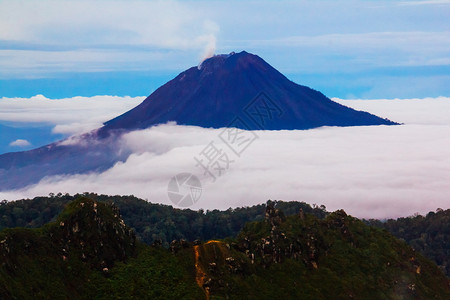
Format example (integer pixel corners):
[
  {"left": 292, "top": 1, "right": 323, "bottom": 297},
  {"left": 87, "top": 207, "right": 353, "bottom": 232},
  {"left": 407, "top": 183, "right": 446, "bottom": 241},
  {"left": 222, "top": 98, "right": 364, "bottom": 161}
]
[
  {"left": 0, "top": 198, "right": 136, "bottom": 299},
  {"left": 0, "top": 193, "right": 448, "bottom": 277},
  {"left": 198, "top": 206, "right": 450, "bottom": 299},
  {"left": 1, "top": 197, "right": 448, "bottom": 299},
  {"left": 0, "top": 193, "right": 327, "bottom": 246},
  {"left": 366, "top": 208, "right": 450, "bottom": 276},
  {"left": 0, "top": 197, "right": 202, "bottom": 299}
]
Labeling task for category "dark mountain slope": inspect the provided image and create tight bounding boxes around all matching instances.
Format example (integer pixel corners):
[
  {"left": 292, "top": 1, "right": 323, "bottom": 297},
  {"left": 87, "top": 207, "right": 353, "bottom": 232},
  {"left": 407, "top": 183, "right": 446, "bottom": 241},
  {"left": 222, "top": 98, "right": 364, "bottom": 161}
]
[
  {"left": 102, "top": 51, "right": 396, "bottom": 132},
  {"left": 0, "top": 130, "right": 130, "bottom": 190}
]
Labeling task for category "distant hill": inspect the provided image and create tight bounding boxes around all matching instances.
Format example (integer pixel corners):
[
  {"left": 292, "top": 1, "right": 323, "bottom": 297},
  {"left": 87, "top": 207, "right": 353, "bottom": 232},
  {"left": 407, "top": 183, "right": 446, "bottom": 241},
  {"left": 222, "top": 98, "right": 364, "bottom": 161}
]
[{"left": 0, "top": 197, "right": 448, "bottom": 299}]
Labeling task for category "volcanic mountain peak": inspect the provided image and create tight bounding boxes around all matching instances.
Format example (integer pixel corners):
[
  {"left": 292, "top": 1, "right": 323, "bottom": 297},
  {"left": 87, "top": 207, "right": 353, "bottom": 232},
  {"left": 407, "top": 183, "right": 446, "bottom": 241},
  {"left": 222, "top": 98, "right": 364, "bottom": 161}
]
[
  {"left": 197, "top": 51, "right": 268, "bottom": 72},
  {"left": 102, "top": 50, "right": 397, "bottom": 132},
  {"left": 198, "top": 52, "right": 234, "bottom": 70}
]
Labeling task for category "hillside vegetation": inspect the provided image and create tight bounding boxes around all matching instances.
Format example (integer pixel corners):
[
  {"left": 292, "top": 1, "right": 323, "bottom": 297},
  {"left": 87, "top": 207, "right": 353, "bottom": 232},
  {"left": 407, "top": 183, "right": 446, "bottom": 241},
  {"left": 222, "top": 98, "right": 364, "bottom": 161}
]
[
  {"left": 1, "top": 193, "right": 448, "bottom": 277},
  {"left": 0, "top": 197, "right": 449, "bottom": 299}
]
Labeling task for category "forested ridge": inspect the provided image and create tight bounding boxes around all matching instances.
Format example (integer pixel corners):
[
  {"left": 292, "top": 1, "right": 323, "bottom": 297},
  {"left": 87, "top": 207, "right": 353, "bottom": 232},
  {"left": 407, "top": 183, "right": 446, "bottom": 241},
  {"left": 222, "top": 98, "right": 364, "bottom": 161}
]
[
  {"left": 1, "top": 193, "right": 448, "bottom": 276},
  {"left": 1, "top": 196, "right": 448, "bottom": 299},
  {"left": 366, "top": 209, "right": 449, "bottom": 276}
]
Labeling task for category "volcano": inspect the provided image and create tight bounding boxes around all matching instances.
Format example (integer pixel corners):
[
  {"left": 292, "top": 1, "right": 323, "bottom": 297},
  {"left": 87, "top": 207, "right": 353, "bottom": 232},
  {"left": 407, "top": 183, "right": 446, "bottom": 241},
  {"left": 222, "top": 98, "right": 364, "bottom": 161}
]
[
  {"left": 0, "top": 51, "right": 397, "bottom": 191},
  {"left": 101, "top": 51, "right": 395, "bottom": 134}
]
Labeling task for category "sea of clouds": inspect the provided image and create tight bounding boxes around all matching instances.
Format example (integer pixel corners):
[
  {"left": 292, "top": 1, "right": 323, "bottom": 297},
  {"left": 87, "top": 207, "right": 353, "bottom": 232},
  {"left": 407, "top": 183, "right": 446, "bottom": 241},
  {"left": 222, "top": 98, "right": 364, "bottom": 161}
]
[{"left": 0, "top": 96, "right": 449, "bottom": 219}]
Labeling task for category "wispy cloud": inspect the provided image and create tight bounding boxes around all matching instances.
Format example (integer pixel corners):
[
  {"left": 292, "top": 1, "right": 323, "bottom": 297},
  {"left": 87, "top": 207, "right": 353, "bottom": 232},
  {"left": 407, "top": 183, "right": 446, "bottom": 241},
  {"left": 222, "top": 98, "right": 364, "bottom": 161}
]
[
  {"left": 0, "top": 0, "right": 220, "bottom": 77},
  {"left": 398, "top": 0, "right": 450, "bottom": 6},
  {"left": 242, "top": 31, "right": 450, "bottom": 71},
  {"left": 0, "top": 0, "right": 218, "bottom": 48}
]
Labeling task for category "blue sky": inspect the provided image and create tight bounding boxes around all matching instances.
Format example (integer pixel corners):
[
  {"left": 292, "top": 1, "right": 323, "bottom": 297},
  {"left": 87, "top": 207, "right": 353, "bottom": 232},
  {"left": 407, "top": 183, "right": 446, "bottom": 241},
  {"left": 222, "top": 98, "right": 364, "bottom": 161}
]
[{"left": 0, "top": 0, "right": 449, "bottom": 99}]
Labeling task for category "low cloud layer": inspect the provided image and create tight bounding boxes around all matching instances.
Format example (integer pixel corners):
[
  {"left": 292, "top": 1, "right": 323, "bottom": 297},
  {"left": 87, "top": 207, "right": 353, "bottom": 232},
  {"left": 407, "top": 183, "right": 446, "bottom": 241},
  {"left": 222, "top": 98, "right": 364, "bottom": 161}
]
[
  {"left": 0, "top": 95, "right": 144, "bottom": 135},
  {"left": 1, "top": 98, "right": 449, "bottom": 219},
  {"left": 334, "top": 97, "right": 450, "bottom": 125}
]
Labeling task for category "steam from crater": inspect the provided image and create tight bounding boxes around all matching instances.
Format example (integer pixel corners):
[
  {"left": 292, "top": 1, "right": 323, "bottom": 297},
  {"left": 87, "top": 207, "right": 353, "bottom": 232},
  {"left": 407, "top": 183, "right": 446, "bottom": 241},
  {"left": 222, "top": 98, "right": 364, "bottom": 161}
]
[{"left": 198, "top": 34, "right": 216, "bottom": 68}]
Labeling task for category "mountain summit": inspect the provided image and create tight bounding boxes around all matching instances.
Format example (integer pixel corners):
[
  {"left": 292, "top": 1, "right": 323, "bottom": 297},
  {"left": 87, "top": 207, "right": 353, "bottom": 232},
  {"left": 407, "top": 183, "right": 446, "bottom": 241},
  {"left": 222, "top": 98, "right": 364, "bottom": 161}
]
[{"left": 102, "top": 51, "right": 396, "bottom": 133}]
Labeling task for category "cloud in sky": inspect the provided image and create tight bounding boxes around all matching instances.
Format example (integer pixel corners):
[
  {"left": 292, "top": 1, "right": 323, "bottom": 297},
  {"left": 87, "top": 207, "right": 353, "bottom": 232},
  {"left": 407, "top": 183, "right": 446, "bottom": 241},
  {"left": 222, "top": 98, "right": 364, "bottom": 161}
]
[
  {"left": 0, "top": 95, "right": 144, "bottom": 135},
  {"left": 398, "top": 0, "right": 450, "bottom": 6},
  {"left": 0, "top": 1, "right": 448, "bottom": 81},
  {"left": 334, "top": 97, "right": 450, "bottom": 125},
  {"left": 1, "top": 98, "right": 449, "bottom": 219},
  {"left": 0, "top": 0, "right": 217, "bottom": 48},
  {"left": 0, "top": 0, "right": 220, "bottom": 77},
  {"left": 257, "top": 31, "right": 450, "bottom": 71},
  {"left": 9, "top": 139, "right": 31, "bottom": 147}
]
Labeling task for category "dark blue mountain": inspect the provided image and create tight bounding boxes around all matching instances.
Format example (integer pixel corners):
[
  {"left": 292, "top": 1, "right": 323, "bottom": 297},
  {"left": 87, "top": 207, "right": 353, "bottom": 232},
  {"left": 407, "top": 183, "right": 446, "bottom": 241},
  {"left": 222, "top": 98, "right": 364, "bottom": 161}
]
[
  {"left": 0, "top": 130, "right": 130, "bottom": 190},
  {"left": 101, "top": 51, "right": 395, "bottom": 134},
  {"left": 0, "top": 51, "right": 397, "bottom": 191}
]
